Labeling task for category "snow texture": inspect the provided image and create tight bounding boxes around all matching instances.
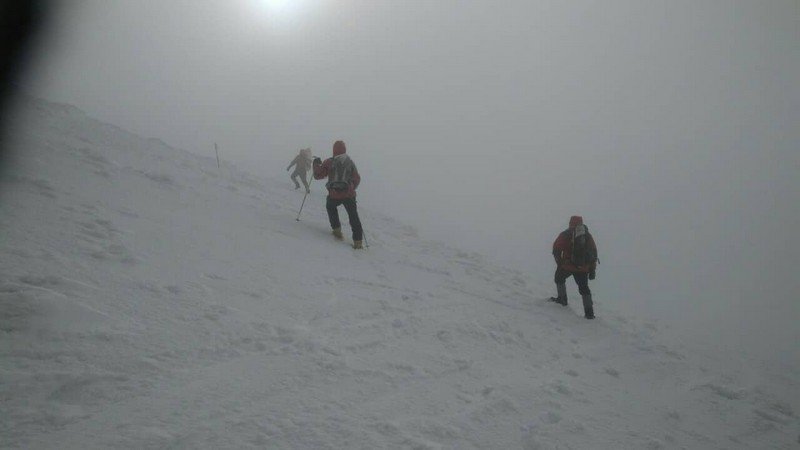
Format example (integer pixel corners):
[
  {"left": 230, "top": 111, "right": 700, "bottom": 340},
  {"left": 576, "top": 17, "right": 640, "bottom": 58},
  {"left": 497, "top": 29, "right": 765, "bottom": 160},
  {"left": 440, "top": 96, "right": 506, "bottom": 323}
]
[{"left": 1, "top": 97, "right": 798, "bottom": 449}]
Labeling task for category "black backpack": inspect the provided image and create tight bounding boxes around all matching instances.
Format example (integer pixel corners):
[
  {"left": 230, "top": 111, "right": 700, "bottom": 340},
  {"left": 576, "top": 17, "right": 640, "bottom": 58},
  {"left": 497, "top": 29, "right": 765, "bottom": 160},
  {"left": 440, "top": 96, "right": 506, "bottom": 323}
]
[
  {"left": 571, "top": 224, "right": 596, "bottom": 266},
  {"left": 326, "top": 154, "right": 355, "bottom": 192}
]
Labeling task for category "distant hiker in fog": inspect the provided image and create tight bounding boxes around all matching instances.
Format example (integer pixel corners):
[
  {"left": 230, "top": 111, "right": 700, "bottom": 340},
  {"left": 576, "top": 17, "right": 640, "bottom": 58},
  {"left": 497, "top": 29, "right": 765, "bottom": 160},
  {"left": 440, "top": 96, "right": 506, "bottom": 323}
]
[
  {"left": 550, "top": 215, "right": 598, "bottom": 319},
  {"left": 287, "top": 148, "right": 312, "bottom": 193},
  {"left": 313, "top": 140, "right": 363, "bottom": 249}
]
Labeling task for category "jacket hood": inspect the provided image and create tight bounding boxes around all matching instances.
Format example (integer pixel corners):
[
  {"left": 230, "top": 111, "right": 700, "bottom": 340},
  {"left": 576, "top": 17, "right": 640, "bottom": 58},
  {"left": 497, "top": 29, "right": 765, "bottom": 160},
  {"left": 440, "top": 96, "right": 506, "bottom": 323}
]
[
  {"left": 333, "top": 140, "right": 346, "bottom": 156},
  {"left": 569, "top": 215, "right": 583, "bottom": 227}
]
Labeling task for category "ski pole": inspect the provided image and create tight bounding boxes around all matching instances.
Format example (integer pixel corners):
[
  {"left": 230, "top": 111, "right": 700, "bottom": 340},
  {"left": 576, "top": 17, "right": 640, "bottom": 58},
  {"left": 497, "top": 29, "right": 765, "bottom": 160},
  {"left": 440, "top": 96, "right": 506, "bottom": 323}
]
[{"left": 296, "top": 191, "right": 308, "bottom": 221}]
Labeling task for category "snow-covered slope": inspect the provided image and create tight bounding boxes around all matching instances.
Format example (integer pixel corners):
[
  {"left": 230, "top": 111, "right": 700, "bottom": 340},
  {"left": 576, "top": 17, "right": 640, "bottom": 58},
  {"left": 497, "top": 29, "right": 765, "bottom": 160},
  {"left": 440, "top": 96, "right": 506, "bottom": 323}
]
[{"left": 1, "top": 97, "right": 797, "bottom": 449}]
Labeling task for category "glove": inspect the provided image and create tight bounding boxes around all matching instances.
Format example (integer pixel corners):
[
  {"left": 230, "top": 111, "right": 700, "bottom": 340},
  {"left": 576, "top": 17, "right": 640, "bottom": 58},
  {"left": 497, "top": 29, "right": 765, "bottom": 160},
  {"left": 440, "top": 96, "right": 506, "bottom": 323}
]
[
  {"left": 313, "top": 157, "right": 322, "bottom": 165},
  {"left": 589, "top": 270, "right": 596, "bottom": 280}
]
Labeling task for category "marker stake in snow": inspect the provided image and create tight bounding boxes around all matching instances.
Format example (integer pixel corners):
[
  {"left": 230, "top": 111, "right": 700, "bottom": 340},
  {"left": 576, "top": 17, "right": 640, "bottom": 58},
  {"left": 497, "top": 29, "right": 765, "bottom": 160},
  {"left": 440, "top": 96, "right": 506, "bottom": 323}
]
[{"left": 215, "top": 143, "right": 220, "bottom": 169}]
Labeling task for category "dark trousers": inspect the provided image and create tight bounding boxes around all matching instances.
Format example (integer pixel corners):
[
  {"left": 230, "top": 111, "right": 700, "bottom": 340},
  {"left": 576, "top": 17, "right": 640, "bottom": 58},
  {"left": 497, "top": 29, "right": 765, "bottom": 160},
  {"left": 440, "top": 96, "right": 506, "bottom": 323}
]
[
  {"left": 555, "top": 267, "right": 591, "bottom": 296},
  {"left": 326, "top": 197, "right": 363, "bottom": 241}
]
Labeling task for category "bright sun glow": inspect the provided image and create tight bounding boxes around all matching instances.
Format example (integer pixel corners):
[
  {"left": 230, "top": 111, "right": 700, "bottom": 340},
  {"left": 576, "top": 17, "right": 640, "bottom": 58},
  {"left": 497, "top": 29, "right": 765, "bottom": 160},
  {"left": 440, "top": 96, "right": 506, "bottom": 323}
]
[
  {"left": 245, "top": 0, "right": 308, "bottom": 33},
  {"left": 260, "top": 0, "right": 293, "bottom": 14}
]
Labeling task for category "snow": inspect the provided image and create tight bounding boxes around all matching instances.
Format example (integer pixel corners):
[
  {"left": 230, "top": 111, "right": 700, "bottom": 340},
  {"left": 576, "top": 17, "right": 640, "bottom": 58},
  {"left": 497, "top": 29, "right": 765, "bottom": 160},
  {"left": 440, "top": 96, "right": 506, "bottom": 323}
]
[{"left": 1, "top": 96, "right": 798, "bottom": 449}]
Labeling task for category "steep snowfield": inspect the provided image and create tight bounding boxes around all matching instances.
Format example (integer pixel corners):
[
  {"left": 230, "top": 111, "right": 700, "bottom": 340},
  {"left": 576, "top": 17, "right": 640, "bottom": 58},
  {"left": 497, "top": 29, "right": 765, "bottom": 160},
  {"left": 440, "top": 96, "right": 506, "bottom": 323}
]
[{"left": 1, "top": 97, "right": 797, "bottom": 449}]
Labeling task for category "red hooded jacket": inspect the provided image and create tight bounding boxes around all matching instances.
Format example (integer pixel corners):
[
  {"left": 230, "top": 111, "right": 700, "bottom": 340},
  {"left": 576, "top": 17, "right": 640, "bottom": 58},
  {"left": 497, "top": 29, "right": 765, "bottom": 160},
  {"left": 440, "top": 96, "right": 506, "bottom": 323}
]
[
  {"left": 552, "top": 216, "right": 597, "bottom": 273},
  {"left": 313, "top": 141, "right": 361, "bottom": 200}
]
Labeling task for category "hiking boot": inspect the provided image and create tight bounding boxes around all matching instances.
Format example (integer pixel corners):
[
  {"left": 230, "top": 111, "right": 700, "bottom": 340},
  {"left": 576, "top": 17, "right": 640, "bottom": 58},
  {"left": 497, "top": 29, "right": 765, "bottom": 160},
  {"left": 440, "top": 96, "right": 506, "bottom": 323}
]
[
  {"left": 582, "top": 294, "right": 594, "bottom": 319},
  {"left": 332, "top": 228, "right": 343, "bottom": 240},
  {"left": 549, "top": 283, "right": 567, "bottom": 305},
  {"left": 353, "top": 240, "right": 363, "bottom": 249}
]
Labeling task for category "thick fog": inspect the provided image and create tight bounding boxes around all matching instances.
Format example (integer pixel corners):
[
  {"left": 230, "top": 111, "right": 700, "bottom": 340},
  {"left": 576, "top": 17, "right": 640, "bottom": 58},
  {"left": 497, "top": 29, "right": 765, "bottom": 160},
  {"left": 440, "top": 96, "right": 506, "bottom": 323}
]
[{"left": 19, "top": 0, "right": 800, "bottom": 367}]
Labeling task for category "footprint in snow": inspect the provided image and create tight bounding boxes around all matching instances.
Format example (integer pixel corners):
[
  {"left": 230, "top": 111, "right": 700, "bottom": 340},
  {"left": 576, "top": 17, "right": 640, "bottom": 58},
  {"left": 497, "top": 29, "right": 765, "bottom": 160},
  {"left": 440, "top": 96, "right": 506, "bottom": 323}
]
[
  {"left": 78, "top": 147, "right": 112, "bottom": 168},
  {"left": 521, "top": 431, "right": 546, "bottom": 450},
  {"left": 79, "top": 221, "right": 110, "bottom": 240},
  {"left": 697, "top": 383, "right": 744, "bottom": 401},
  {"left": 165, "top": 285, "right": 182, "bottom": 294},
  {"left": 753, "top": 408, "right": 792, "bottom": 425},
  {"left": 115, "top": 207, "right": 139, "bottom": 219},
  {"left": 540, "top": 411, "right": 562, "bottom": 424},
  {"left": 17, "top": 176, "right": 58, "bottom": 199},
  {"left": 203, "top": 273, "right": 227, "bottom": 281},
  {"left": 18, "top": 274, "right": 63, "bottom": 288},
  {"left": 549, "top": 381, "right": 572, "bottom": 397},
  {"left": 90, "top": 243, "right": 137, "bottom": 265}
]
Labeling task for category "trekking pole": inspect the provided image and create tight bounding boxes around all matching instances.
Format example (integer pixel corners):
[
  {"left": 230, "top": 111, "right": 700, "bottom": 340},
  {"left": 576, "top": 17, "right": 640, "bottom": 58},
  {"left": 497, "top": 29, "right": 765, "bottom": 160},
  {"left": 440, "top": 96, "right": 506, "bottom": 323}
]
[
  {"left": 296, "top": 191, "right": 308, "bottom": 221},
  {"left": 361, "top": 214, "right": 369, "bottom": 248},
  {"left": 296, "top": 163, "right": 317, "bottom": 221}
]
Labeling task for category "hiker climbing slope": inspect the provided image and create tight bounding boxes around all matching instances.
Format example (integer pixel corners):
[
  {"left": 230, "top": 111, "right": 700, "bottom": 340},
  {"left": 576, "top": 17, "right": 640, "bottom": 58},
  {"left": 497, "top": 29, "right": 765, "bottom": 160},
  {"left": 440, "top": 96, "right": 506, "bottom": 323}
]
[
  {"left": 550, "top": 215, "right": 598, "bottom": 319},
  {"left": 313, "top": 140, "right": 364, "bottom": 249},
  {"left": 287, "top": 148, "right": 312, "bottom": 193}
]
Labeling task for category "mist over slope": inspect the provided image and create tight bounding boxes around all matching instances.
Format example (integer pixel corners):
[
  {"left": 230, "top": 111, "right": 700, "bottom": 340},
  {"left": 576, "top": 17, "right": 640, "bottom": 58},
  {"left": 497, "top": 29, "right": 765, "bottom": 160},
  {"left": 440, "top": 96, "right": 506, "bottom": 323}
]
[{"left": 1, "top": 97, "right": 797, "bottom": 449}]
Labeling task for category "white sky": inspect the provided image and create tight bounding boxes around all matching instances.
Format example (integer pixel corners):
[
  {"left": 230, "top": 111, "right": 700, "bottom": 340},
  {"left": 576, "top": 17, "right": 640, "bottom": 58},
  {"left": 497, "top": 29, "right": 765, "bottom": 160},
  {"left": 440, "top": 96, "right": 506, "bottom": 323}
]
[{"left": 18, "top": 0, "right": 800, "bottom": 365}]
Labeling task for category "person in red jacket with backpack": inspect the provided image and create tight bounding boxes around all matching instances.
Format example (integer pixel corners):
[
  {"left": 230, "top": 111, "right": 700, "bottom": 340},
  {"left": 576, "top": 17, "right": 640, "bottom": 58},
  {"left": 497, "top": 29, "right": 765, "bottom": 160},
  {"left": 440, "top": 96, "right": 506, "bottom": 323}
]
[
  {"left": 313, "top": 140, "right": 364, "bottom": 249},
  {"left": 550, "top": 215, "right": 598, "bottom": 319}
]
